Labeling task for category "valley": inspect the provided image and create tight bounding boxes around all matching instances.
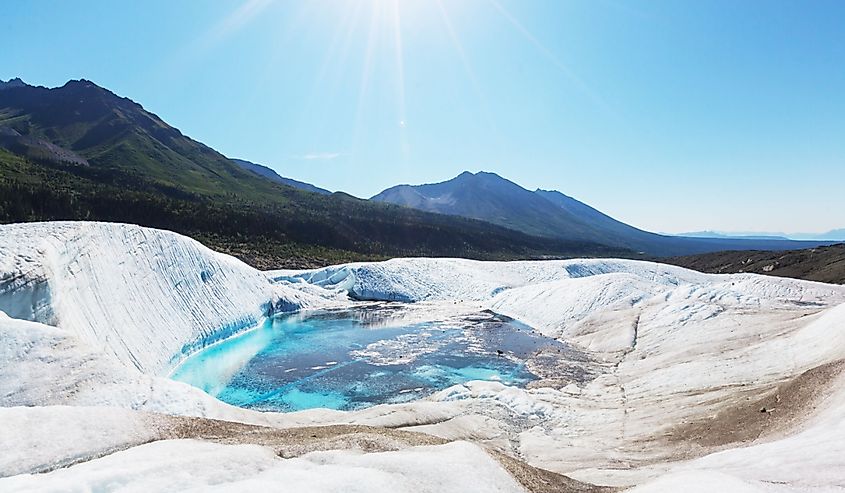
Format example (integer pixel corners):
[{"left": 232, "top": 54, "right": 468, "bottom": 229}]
[{"left": 1, "top": 7, "right": 843, "bottom": 489}]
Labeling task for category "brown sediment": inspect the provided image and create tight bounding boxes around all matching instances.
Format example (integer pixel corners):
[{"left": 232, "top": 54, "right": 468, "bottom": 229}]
[
  {"left": 158, "top": 418, "right": 448, "bottom": 458},
  {"left": 154, "top": 415, "right": 613, "bottom": 493},
  {"left": 488, "top": 450, "right": 620, "bottom": 493},
  {"left": 664, "top": 359, "right": 845, "bottom": 451}
]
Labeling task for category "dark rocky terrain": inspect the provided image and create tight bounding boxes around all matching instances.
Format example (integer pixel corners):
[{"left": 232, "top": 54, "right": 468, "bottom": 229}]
[{"left": 666, "top": 244, "right": 845, "bottom": 284}]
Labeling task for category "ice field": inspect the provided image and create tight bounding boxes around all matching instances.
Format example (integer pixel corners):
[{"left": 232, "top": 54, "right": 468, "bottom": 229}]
[{"left": 3, "top": 222, "right": 845, "bottom": 491}]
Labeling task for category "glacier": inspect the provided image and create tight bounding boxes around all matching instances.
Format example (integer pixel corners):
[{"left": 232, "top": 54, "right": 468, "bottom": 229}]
[{"left": 2, "top": 221, "right": 845, "bottom": 491}]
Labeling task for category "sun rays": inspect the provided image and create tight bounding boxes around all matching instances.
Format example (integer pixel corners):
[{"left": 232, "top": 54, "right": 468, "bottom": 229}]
[
  {"left": 391, "top": 1, "right": 410, "bottom": 159},
  {"left": 486, "top": 0, "right": 619, "bottom": 120},
  {"left": 185, "top": 0, "right": 618, "bottom": 159}
]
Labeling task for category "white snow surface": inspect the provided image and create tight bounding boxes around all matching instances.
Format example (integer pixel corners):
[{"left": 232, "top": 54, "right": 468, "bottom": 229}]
[
  {"left": 274, "top": 257, "right": 707, "bottom": 302},
  {"left": 0, "top": 406, "right": 156, "bottom": 477},
  {"left": 3, "top": 223, "right": 845, "bottom": 491},
  {"left": 0, "top": 439, "right": 524, "bottom": 493}
]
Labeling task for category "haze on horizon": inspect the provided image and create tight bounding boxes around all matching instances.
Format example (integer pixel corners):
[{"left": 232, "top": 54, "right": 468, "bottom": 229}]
[{"left": 2, "top": 0, "right": 843, "bottom": 234}]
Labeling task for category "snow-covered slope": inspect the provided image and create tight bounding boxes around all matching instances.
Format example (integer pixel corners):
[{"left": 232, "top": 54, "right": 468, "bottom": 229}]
[
  {"left": 0, "top": 405, "right": 158, "bottom": 477},
  {"left": 626, "top": 356, "right": 845, "bottom": 492},
  {"left": 274, "top": 257, "right": 707, "bottom": 302},
  {"left": 0, "top": 222, "right": 333, "bottom": 374},
  {"left": 0, "top": 438, "right": 524, "bottom": 493}
]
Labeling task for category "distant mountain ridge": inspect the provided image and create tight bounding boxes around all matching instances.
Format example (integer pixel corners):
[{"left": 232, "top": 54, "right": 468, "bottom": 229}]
[
  {"left": 678, "top": 231, "right": 792, "bottom": 241},
  {"left": 0, "top": 78, "right": 28, "bottom": 91},
  {"left": 679, "top": 229, "right": 845, "bottom": 242},
  {"left": 814, "top": 229, "right": 845, "bottom": 241},
  {"left": 372, "top": 171, "right": 835, "bottom": 257},
  {"left": 230, "top": 158, "right": 330, "bottom": 195}
]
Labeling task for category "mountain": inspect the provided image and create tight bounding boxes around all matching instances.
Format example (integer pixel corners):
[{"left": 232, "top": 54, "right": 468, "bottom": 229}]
[
  {"left": 785, "top": 229, "right": 845, "bottom": 241},
  {"left": 532, "top": 188, "right": 668, "bottom": 245},
  {"left": 677, "top": 231, "right": 791, "bottom": 241},
  {"left": 230, "top": 158, "right": 330, "bottom": 195},
  {"left": 0, "top": 78, "right": 277, "bottom": 197},
  {"left": 371, "top": 171, "right": 668, "bottom": 253},
  {"left": 677, "top": 230, "right": 845, "bottom": 241},
  {"left": 373, "top": 171, "right": 596, "bottom": 238},
  {"left": 372, "top": 171, "right": 834, "bottom": 256},
  {"left": 0, "top": 79, "right": 631, "bottom": 268},
  {"left": 816, "top": 229, "right": 845, "bottom": 241}
]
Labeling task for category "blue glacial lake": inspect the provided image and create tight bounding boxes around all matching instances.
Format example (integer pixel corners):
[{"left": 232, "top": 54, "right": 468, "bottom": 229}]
[{"left": 170, "top": 305, "right": 556, "bottom": 412}]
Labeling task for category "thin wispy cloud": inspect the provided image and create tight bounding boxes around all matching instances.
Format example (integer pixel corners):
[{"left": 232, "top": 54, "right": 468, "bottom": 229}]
[
  {"left": 487, "top": 0, "right": 620, "bottom": 122},
  {"left": 154, "top": 0, "right": 275, "bottom": 83},
  {"left": 298, "top": 152, "right": 346, "bottom": 161},
  {"left": 206, "top": 0, "right": 274, "bottom": 49}
]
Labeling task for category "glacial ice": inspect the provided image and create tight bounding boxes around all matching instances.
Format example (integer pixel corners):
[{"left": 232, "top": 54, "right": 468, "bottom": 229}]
[
  {"left": 3, "top": 222, "right": 845, "bottom": 491},
  {"left": 0, "top": 222, "right": 339, "bottom": 375}
]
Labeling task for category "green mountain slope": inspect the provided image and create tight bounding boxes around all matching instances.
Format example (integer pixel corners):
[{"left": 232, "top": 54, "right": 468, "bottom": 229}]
[{"left": 0, "top": 79, "right": 633, "bottom": 268}]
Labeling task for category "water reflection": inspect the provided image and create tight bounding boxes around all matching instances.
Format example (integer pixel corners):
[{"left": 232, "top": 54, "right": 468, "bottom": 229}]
[
  {"left": 171, "top": 304, "right": 583, "bottom": 412},
  {"left": 170, "top": 324, "right": 276, "bottom": 396}
]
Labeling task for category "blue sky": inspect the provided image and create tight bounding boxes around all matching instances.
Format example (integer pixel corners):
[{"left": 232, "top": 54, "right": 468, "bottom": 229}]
[{"left": 2, "top": 0, "right": 843, "bottom": 233}]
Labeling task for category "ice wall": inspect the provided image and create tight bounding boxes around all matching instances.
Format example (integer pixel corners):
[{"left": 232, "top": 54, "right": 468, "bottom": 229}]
[{"left": 0, "top": 222, "right": 324, "bottom": 374}]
